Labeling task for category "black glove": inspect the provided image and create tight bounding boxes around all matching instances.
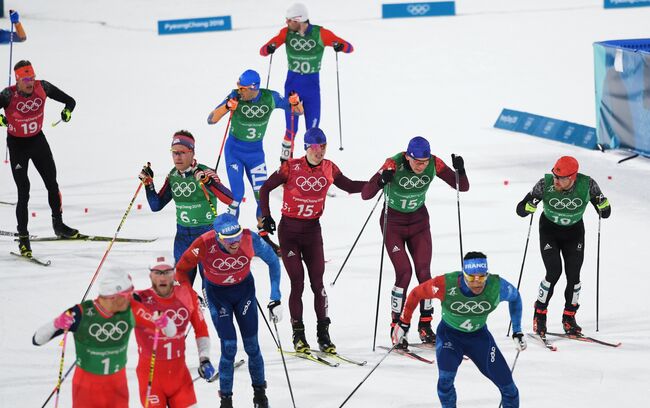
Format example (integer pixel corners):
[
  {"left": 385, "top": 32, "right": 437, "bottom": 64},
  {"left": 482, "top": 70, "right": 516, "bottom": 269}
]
[
  {"left": 61, "top": 108, "right": 72, "bottom": 123},
  {"left": 333, "top": 42, "right": 344, "bottom": 52},
  {"left": 266, "top": 43, "right": 277, "bottom": 54},
  {"left": 139, "top": 162, "right": 154, "bottom": 185},
  {"left": 0, "top": 114, "right": 7, "bottom": 127},
  {"left": 451, "top": 154, "right": 465, "bottom": 175},
  {"left": 261, "top": 215, "right": 276, "bottom": 234},
  {"left": 198, "top": 359, "right": 216, "bottom": 382},
  {"left": 141, "top": 163, "right": 154, "bottom": 178},
  {"left": 378, "top": 169, "right": 395, "bottom": 188}
]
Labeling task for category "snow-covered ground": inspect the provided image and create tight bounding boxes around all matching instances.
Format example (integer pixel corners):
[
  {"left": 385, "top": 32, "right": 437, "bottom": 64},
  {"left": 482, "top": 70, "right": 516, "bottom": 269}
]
[{"left": 1, "top": 1, "right": 649, "bottom": 406}]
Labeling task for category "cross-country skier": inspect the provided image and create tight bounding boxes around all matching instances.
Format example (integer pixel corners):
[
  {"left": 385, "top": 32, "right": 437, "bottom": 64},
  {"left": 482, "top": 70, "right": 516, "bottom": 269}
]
[
  {"left": 259, "top": 127, "right": 366, "bottom": 353},
  {"left": 260, "top": 3, "right": 353, "bottom": 156},
  {"left": 392, "top": 251, "right": 526, "bottom": 408},
  {"left": 134, "top": 256, "right": 216, "bottom": 407},
  {"left": 0, "top": 60, "right": 78, "bottom": 258},
  {"left": 0, "top": 10, "right": 26, "bottom": 44},
  {"left": 361, "top": 136, "right": 469, "bottom": 345},
  {"left": 516, "top": 156, "right": 611, "bottom": 335},
  {"left": 207, "top": 69, "right": 303, "bottom": 256},
  {"left": 139, "top": 131, "right": 234, "bottom": 287},
  {"left": 33, "top": 270, "right": 176, "bottom": 408},
  {"left": 175, "top": 213, "right": 282, "bottom": 408}
]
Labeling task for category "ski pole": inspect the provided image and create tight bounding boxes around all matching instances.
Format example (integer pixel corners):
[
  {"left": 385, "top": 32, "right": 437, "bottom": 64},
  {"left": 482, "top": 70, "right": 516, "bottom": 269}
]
[
  {"left": 51, "top": 119, "right": 62, "bottom": 127},
  {"left": 596, "top": 212, "right": 602, "bottom": 332},
  {"left": 80, "top": 182, "right": 143, "bottom": 301},
  {"left": 199, "top": 181, "right": 218, "bottom": 217},
  {"left": 288, "top": 106, "right": 297, "bottom": 159},
  {"left": 272, "top": 317, "right": 297, "bottom": 408},
  {"left": 214, "top": 110, "right": 233, "bottom": 172},
  {"left": 144, "top": 328, "right": 160, "bottom": 408},
  {"left": 5, "top": 18, "right": 14, "bottom": 164},
  {"left": 335, "top": 51, "right": 343, "bottom": 151},
  {"left": 265, "top": 54, "right": 274, "bottom": 89},
  {"left": 498, "top": 350, "right": 521, "bottom": 408},
  {"left": 454, "top": 168, "right": 463, "bottom": 269},
  {"left": 339, "top": 344, "right": 396, "bottom": 407},
  {"left": 372, "top": 185, "right": 390, "bottom": 352},
  {"left": 42, "top": 363, "right": 74, "bottom": 408},
  {"left": 53, "top": 314, "right": 71, "bottom": 408},
  {"left": 256, "top": 299, "right": 279, "bottom": 349},
  {"left": 507, "top": 213, "right": 534, "bottom": 337},
  {"left": 331, "top": 194, "right": 383, "bottom": 287}
]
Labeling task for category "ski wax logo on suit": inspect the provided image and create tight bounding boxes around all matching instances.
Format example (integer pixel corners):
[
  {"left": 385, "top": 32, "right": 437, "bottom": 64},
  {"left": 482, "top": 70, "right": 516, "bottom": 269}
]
[
  {"left": 240, "top": 105, "right": 269, "bottom": 118},
  {"left": 88, "top": 321, "right": 129, "bottom": 342},
  {"left": 295, "top": 176, "right": 327, "bottom": 192},
  {"left": 16, "top": 98, "right": 43, "bottom": 113},
  {"left": 398, "top": 175, "right": 430, "bottom": 189},
  {"left": 211, "top": 256, "right": 249, "bottom": 271},
  {"left": 407, "top": 4, "right": 431, "bottom": 15},
  {"left": 547, "top": 197, "right": 583, "bottom": 210},
  {"left": 171, "top": 181, "right": 197, "bottom": 197},
  {"left": 450, "top": 300, "right": 492, "bottom": 314},
  {"left": 289, "top": 38, "right": 316, "bottom": 51},
  {"left": 165, "top": 308, "right": 189, "bottom": 327}
]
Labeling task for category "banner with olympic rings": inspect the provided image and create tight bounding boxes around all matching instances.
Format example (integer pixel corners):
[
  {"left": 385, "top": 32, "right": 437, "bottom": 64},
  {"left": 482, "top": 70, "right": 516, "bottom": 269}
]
[{"left": 382, "top": 2, "right": 455, "bottom": 19}]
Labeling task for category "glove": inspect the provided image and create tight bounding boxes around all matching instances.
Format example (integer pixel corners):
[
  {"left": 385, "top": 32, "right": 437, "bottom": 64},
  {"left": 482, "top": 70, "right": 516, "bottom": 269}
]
[
  {"left": 54, "top": 311, "right": 75, "bottom": 330},
  {"left": 451, "top": 154, "right": 464, "bottom": 172},
  {"left": 198, "top": 359, "right": 217, "bottom": 382},
  {"left": 0, "top": 114, "right": 7, "bottom": 127},
  {"left": 267, "top": 300, "right": 283, "bottom": 323},
  {"left": 61, "top": 108, "right": 72, "bottom": 123},
  {"left": 226, "top": 202, "right": 239, "bottom": 216},
  {"left": 391, "top": 320, "right": 410, "bottom": 346},
  {"left": 266, "top": 43, "right": 277, "bottom": 55},
  {"left": 280, "top": 140, "right": 292, "bottom": 163},
  {"left": 153, "top": 313, "right": 170, "bottom": 330},
  {"left": 139, "top": 162, "right": 154, "bottom": 185},
  {"left": 333, "top": 42, "right": 344, "bottom": 52},
  {"left": 525, "top": 198, "right": 540, "bottom": 214},
  {"left": 10, "top": 10, "right": 19, "bottom": 24},
  {"left": 381, "top": 158, "right": 396, "bottom": 171},
  {"left": 225, "top": 98, "right": 239, "bottom": 111},
  {"left": 288, "top": 91, "right": 300, "bottom": 107},
  {"left": 378, "top": 170, "right": 395, "bottom": 188},
  {"left": 194, "top": 168, "right": 220, "bottom": 186},
  {"left": 261, "top": 215, "right": 276, "bottom": 234},
  {"left": 512, "top": 332, "right": 527, "bottom": 351}
]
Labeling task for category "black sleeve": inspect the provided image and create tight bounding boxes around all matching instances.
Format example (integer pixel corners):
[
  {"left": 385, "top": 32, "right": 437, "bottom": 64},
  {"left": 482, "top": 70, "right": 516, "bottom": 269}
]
[
  {"left": 516, "top": 179, "right": 544, "bottom": 217},
  {"left": 589, "top": 178, "right": 611, "bottom": 219},
  {"left": 0, "top": 87, "right": 12, "bottom": 109},
  {"left": 41, "top": 80, "right": 76, "bottom": 112}
]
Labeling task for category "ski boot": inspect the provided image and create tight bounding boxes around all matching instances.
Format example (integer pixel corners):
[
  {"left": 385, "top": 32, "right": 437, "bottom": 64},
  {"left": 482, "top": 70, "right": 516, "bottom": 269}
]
[
  {"left": 253, "top": 383, "right": 269, "bottom": 408},
  {"left": 562, "top": 306, "right": 582, "bottom": 335},
  {"left": 418, "top": 320, "right": 436, "bottom": 345},
  {"left": 18, "top": 234, "right": 32, "bottom": 257},
  {"left": 52, "top": 215, "right": 79, "bottom": 239},
  {"left": 533, "top": 302, "right": 548, "bottom": 336},
  {"left": 316, "top": 317, "right": 337, "bottom": 353},
  {"left": 258, "top": 228, "right": 281, "bottom": 257},
  {"left": 390, "top": 322, "right": 408, "bottom": 350},
  {"left": 292, "top": 320, "right": 310, "bottom": 353},
  {"left": 219, "top": 393, "right": 233, "bottom": 408}
]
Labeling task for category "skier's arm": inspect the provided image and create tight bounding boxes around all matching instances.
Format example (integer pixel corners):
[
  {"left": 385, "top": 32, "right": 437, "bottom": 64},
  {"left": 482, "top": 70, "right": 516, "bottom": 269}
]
[
  {"left": 197, "top": 165, "right": 234, "bottom": 205},
  {"left": 361, "top": 158, "right": 391, "bottom": 200},
  {"left": 259, "top": 28, "right": 288, "bottom": 56},
  {"left": 0, "top": 87, "right": 11, "bottom": 109},
  {"left": 435, "top": 157, "right": 469, "bottom": 191},
  {"left": 516, "top": 179, "right": 544, "bottom": 217},
  {"left": 272, "top": 91, "right": 303, "bottom": 115},
  {"left": 400, "top": 276, "right": 446, "bottom": 324},
  {"left": 589, "top": 178, "right": 611, "bottom": 218},
  {"left": 41, "top": 80, "right": 76, "bottom": 112},
  {"left": 320, "top": 28, "right": 354, "bottom": 53},
  {"left": 33, "top": 305, "right": 82, "bottom": 346},
  {"left": 145, "top": 177, "right": 172, "bottom": 212},
  {"left": 175, "top": 238, "right": 205, "bottom": 286},
  {"left": 188, "top": 289, "right": 211, "bottom": 361},
  {"left": 259, "top": 163, "right": 289, "bottom": 217},
  {"left": 207, "top": 90, "right": 238, "bottom": 125},
  {"left": 252, "top": 232, "right": 281, "bottom": 301},
  {"left": 499, "top": 278, "right": 523, "bottom": 333},
  {"left": 332, "top": 163, "right": 366, "bottom": 194}
]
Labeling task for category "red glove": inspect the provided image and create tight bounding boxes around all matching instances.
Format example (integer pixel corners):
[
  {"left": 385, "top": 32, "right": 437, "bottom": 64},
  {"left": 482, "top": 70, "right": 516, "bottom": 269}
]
[
  {"left": 381, "top": 158, "right": 397, "bottom": 172},
  {"left": 225, "top": 98, "right": 239, "bottom": 111},
  {"left": 288, "top": 91, "right": 300, "bottom": 106},
  {"left": 194, "top": 168, "right": 220, "bottom": 185}
]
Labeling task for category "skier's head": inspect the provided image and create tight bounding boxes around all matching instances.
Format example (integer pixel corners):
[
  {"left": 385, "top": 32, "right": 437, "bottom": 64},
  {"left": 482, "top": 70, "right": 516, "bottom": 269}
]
[
  {"left": 14, "top": 60, "right": 35, "bottom": 94},
  {"left": 213, "top": 213, "right": 243, "bottom": 254},
  {"left": 237, "top": 69, "right": 261, "bottom": 100},
  {"left": 98, "top": 269, "right": 134, "bottom": 312},
  {"left": 462, "top": 251, "right": 489, "bottom": 295},
  {"left": 149, "top": 256, "right": 175, "bottom": 298},
  {"left": 405, "top": 136, "right": 431, "bottom": 175},
  {"left": 304, "top": 127, "right": 327, "bottom": 165},
  {"left": 171, "top": 130, "right": 196, "bottom": 171},
  {"left": 286, "top": 3, "right": 309, "bottom": 31},
  {"left": 552, "top": 156, "right": 578, "bottom": 190}
]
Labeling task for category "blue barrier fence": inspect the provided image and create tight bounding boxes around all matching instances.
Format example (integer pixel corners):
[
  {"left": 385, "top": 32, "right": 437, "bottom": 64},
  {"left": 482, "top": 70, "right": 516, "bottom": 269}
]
[
  {"left": 604, "top": 0, "right": 650, "bottom": 9},
  {"left": 382, "top": 2, "right": 455, "bottom": 19},
  {"left": 158, "top": 16, "right": 232, "bottom": 35}
]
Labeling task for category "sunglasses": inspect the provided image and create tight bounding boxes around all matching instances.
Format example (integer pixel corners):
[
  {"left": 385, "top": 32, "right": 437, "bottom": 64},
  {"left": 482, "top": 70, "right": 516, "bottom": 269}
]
[
  {"left": 170, "top": 149, "right": 192, "bottom": 157},
  {"left": 307, "top": 143, "right": 327, "bottom": 151},
  {"left": 150, "top": 268, "right": 174, "bottom": 276},
  {"left": 463, "top": 272, "right": 488, "bottom": 283},
  {"left": 552, "top": 174, "right": 572, "bottom": 181},
  {"left": 104, "top": 288, "right": 133, "bottom": 300},
  {"left": 219, "top": 232, "right": 242, "bottom": 245}
]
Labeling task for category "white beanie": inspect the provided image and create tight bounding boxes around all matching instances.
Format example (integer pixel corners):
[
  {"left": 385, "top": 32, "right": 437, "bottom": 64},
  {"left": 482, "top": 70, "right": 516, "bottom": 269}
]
[
  {"left": 98, "top": 270, "right": 133, "bottom": 296},
  {"left": 286, "top": 3, "right": 309, "bottom": 22},
  {"left": 149, "top": 256, "right": 175, "bottom": 272}
]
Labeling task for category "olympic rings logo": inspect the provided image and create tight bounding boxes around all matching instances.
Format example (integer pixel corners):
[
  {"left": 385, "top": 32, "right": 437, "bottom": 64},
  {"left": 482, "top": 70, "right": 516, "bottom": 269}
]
[
  {"left": 211, "top": 256, "right": 249, "bottom": 271},
  {"left": 397, "top": 175, "right": 430, "bottom": 189},
  {"left": 171, "top": 182, "right": 197, "bottom": 197},
  {"left": 16, "top": 98, "right": 43, "bottom": 113},
  {"left": 165, "top": 307, "right": 189, "bottom": 327},
  {"left": 407, "top": 4, "right": 431, "bottom": 15},
  {"left": 295, "top": 176, "right": 327, "bottom": 192},
  {"left": 289, "top": 38, "right": 316, "bottom": 51},
  {"left": 88, "top": 321, "right": 129, "bottom": 342},
  {"left": 240, "top": 105, "right": 269, "bottom": 119},
  {"left": 449, "top": 301, "right": 492, "bottom": 314},
  {"left": 548, "top": 197, "right": 583, "bottom": 210}
]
